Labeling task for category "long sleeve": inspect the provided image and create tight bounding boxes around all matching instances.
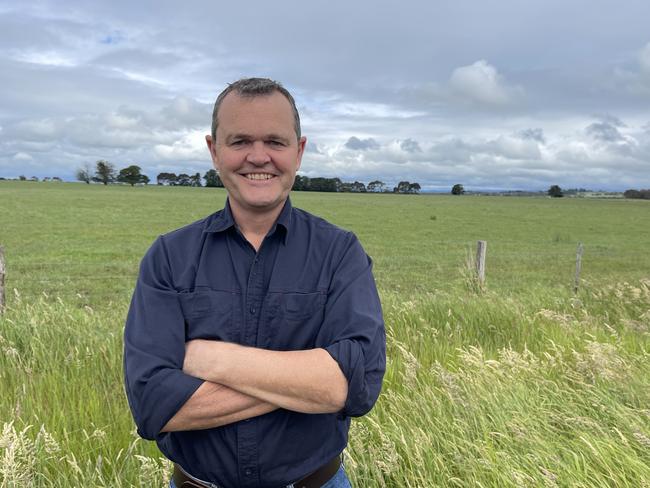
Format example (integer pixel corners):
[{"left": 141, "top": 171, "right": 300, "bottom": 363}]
[
  {"left": 123, "top": 236, "right": 204, "bottom": 440},
  {"left": 320, "top": 233, "right": 386, "bottom": 418}
]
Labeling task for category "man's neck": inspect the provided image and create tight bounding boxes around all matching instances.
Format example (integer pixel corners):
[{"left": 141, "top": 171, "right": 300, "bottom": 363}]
[{"left": 229, "top": 200, "right": 285, "bottom": 251}]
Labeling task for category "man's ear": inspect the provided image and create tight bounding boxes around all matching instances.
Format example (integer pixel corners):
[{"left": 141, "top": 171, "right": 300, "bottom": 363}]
[
  {"left": 206, "top": 135, "right": 218, "bottom": 167},
  {"left": 296, "top": 136, "right": 307, "bottom": 171}
]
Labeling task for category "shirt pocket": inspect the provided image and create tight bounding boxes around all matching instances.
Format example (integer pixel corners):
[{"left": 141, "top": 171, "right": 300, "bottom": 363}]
[
  {"left": 179, "top": 289, "right": 234, "bottom": 342},
  {"left": 264, "top": 291, "right": 326, "bottom": 350}
]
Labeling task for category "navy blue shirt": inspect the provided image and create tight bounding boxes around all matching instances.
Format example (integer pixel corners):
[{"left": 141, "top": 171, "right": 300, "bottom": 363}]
[{"left": 123, "top": 198, "right": 385, "bottom": 488}]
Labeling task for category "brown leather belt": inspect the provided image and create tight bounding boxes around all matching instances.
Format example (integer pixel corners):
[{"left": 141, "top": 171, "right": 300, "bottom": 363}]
[{"left": 172, "top": 454, "right": 341, "bottom": 488}]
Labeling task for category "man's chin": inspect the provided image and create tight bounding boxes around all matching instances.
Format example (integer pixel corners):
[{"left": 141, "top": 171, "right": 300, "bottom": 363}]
[{"left": 244, "top": 197, "right": 287, "bottom": 212}]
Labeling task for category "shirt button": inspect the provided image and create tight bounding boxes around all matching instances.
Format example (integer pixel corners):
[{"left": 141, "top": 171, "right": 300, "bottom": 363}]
[
  {"left": 244, "top": 468, "right": 253, "bottom": 476},
  {"left": 250, "top": 307, "right": 256, "bottom": 314}
]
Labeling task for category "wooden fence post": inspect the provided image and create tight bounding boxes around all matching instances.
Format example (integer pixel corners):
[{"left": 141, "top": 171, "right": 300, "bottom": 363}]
[
  {"left": 0, "top": 246, "right": 5, "bottom": 313},
  {"left": 476, "top": 240, "right": 487, "bottom": 288},
  {"left": 574, "top": 243, "right": 583, "bottom": 294}
]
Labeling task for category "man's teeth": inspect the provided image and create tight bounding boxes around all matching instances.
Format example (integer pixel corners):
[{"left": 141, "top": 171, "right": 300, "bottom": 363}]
[{"left": 245, "top": 173, "right": 274, "bottom": 180}]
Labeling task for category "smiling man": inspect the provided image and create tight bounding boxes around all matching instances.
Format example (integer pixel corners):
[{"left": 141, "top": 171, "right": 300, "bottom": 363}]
[{"left": 123, "top": 78, "right": 386, "bottom": 488}]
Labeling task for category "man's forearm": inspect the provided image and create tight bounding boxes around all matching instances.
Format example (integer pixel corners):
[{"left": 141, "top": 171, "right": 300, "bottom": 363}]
[
  {"left": 184, "top": 341, "right": 348, "bottom": 414},
  {"left": 161, "top": 381, "right": 278, "bottom": 433}
]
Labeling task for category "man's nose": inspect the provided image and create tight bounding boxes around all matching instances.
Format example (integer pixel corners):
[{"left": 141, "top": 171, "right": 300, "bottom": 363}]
[{"left": 246, "top": 141, "right": 271, "bottom": 165}]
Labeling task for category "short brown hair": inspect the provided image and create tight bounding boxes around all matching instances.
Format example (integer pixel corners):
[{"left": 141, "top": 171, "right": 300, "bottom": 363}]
[{"left": 211, "top": 78, "right": 301, "bottom": 142}]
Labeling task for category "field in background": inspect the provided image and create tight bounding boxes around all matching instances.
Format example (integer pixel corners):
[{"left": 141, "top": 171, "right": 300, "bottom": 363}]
[{"left": 1, "top": 181, "right": 649, "bottom": 486}]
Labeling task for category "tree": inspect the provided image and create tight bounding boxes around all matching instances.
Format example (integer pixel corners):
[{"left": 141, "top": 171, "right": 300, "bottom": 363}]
[
  {"left": 117, "top": 165, "right": 149, "bottom": 186},
  {"left": 367, "top": 180, "right": 385, "bottom": 192},
  {"left": 93, "top": 160, "right": 116, "bottom": 185},
  {"left": 624, "top": 189, "right": 650, "bottom": 199},
  {"left": 76, "top": 163, "right": 92, "bottom": 184},
  {"left": 292, "top": 175, "right": 310, "bottom": 191},
  {"left": 408, "top": 182, "right": 421, "bottom": 194},
  {"left": 157, "top": 172, "right": 177, "bottom": 186},
  {"left": 309, "top": 177, "right": 339, "bottom": 192},
  {"left": 393, "top": 181, "right": 409, "bottom": 193},
  {"left": 394, "top": 181, "right": 420, "bottom": 194},
  {"left": 18, "top": 175, "right": 26, "bottom": 181},
  {"left": 176, "top": 173, "right": 192, "bottom": 186},
  {"left": 204, "top": 169, "right": 223, "bottom": 187},
  {"left": 548, "top": 185, "right": 563, "bottom": 198},
  {"left": 339, "top": 182, "right": 353, "bottom": 192},
  {"left": 190, "top": 172, "right": 202, "bottom": 187},
  {"left": 451, "top": 184, "right": 465, "bottom": 195},
  {"left": 349, "top": 181, "right": 367, "bottom": 193}
]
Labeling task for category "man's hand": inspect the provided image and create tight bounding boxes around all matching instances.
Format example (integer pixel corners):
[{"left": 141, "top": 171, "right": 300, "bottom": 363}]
[{"left": 183, "top": 339, "right": 348, "bottom": 414}]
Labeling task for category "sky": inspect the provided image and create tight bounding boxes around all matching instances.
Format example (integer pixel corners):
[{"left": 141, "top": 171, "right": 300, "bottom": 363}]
[{"left": 1, "top": 0, "right": 649, "bottom": 191}]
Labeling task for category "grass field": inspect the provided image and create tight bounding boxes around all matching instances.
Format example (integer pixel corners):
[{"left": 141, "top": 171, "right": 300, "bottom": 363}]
[{"left": 1, "top": 181, "right": 649, "bottom": 487}]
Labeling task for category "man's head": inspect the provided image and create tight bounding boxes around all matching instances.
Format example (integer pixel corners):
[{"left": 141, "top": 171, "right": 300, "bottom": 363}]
[
  {"left": 206, "top": 78, "right": 306, "bottom": 219},
  {"left": 211, "top": 78, "right": 301, "bottom": 143}
]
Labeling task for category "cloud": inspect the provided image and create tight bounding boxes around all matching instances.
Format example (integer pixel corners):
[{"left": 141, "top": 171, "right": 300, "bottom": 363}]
[
  {"left": 586, "top": 121, "right": 624, "bottom": 142},
  {"left": 639, "top": 42, "right": 650, "bottom": 73},
  {"left": 613, "top": 41, "right": 650, "bottom": 97},
  {"left": 2, "top": 3, "right": 650, "bottom": 190},
  {"left": 13, "top": 152, "right": 33, "bottom": 161},
  {"left": 449, "top": 60, "right": 521, "bottom": 106},
  {"left": 518, "top": 128, "right": 546, "bottom": 143},
  {"left": 344, "top": 136, "right": 380, "bottom": 151},
  {"left": 306, "top": 141, "right": 323, "bottom": 154},
  {"left": 153, "top": 131, "right": 207, "bottom": 161},
  {"left": 399, "top": 138, "right": 421, "bottom": 153}
]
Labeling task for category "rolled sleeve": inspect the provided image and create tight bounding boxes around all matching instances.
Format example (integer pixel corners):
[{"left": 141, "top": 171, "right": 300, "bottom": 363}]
[
  {"left": 123, "top": 237, "right": 203, "bottom": 440},
  {"left": 321, "top": 234, "right": 386, "bottom": 418}
]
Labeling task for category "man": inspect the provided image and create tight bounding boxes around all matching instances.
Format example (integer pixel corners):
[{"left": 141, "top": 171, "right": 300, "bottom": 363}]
[{"left": 123, "top": 78, "right": 385, "bottom": 488}]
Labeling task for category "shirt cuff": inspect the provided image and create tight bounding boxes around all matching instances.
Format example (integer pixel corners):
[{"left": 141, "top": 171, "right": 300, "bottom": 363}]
[
  {"left": 325, "top": 340, "right": 376, "bottom": 418},
  {"left": 134, "top": 369, "right": 204, "bottom": 440}
]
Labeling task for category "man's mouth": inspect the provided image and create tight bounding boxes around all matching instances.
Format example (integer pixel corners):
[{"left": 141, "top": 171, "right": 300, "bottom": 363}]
[{"left": 244, "top": 173, "right": 275, "bottom": 181}]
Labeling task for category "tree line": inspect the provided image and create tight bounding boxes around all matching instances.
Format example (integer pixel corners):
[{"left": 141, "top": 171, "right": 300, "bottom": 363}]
[
  {"left": 75, "top": 161, "right": 423, "bottom": 193},
  {"left": 293, "top": 176, "right": 420, "bottom": 193},
  {"left": 623, "top": 189, "right": 650, "bottom": 199}
]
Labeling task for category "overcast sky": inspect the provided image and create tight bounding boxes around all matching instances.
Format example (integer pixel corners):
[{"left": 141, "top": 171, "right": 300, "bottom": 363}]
[{"left": 1, "top": 0, "right": 649, "bottom": 191}]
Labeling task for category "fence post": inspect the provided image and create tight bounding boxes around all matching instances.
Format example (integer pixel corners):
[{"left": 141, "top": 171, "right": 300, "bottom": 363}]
[
  {"left": 476, "top": 240, "right": 487, "bottom": 288},
  {"left": 574, "top": 243, "right": 583, "bottom": 294},
  {"left": 0, "top": 246, "right": 5, "bottom": 313}
]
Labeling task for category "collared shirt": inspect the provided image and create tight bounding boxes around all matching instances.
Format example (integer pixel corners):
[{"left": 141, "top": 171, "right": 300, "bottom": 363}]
[{"left": 123, "top": 198, "right": 385, "bottom": 488}]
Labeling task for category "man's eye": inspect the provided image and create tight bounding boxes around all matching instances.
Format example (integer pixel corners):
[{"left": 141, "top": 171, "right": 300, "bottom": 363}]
[
  {"left": 268, "top": 140, "right": 285, "bottom": 147},
  {"left": 231, "top": 140, "right": 247, "bottom": 146}
]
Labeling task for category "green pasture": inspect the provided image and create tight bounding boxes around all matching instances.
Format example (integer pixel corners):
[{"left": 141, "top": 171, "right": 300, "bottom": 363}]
[
  {"left": 2, "top": 181, "right": 650, "bottom": 302},
  {"left": 1, "top": 181, "right": 649, "bottom": 487}
]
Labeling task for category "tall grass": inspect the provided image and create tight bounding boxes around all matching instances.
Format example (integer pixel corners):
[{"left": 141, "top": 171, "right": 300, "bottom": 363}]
[
  {"left": 1, "top": 183, "right": 650, "bottom": 486},
  {"left": 1, "top": 280, "right": 648, "bottom": 486}
]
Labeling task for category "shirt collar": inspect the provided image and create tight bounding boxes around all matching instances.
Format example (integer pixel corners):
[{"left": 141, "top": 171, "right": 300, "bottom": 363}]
[
  {"left": 203, "top": 198, "right": 236, "bottom": 233},
  {"left": 203, "top": 197, "right": 293, "bottom": 244}
]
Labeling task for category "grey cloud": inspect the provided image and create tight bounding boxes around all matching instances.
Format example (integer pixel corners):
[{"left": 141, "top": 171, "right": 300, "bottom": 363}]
[
  {"left": 344, "top": 136, "right": 380, "bottom": 151},
  {"left": 518, "top": 128, "right": 546, "bottom": 143},
  {"left": 400, "top": 138, "right": 421, "bottom": 153},
  {"left": 3, "top": 2, "right": 650, "bottom": 190},
  {"left": 586, "top": 122, "right": 624, "bottom": 142},
  {"left": 306, "top": 141, "right": 323, "bottom": 154}
]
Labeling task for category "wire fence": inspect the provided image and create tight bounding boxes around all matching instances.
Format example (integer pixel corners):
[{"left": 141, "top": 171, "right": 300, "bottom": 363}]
[{"left": 2, "top": 240, "right": 650, "bottom": 310}]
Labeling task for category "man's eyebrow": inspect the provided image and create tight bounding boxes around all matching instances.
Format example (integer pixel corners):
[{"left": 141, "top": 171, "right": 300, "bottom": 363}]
[
  {"left": 226, "top": 133, "right": 252, "bottom": 143},
  {"left": 266, "top": 134, "right": 291, "bottom": 143},
  {"left": 226, "top": 133, "right": 292, "bottom": 143}
]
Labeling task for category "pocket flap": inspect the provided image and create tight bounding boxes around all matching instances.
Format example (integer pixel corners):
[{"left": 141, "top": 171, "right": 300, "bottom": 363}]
[
  {"left": 284, "top": 292, "right": 325, "bottom": 319},
  {"left": 179, "top": 289, "right": 232, "bottom": 318}
]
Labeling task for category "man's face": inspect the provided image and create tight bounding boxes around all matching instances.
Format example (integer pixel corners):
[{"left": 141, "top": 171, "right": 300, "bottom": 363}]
[{"left": 206, "top": 91, "right": 306, "bottom": 218}]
